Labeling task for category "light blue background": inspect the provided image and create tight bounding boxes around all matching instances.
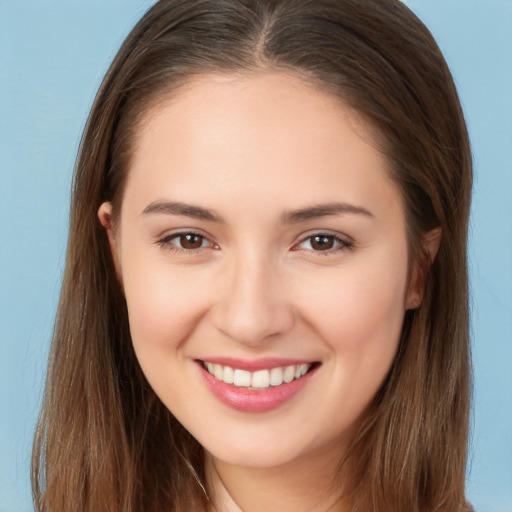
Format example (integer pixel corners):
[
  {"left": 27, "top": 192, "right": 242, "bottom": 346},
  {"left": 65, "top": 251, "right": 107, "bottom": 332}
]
[{"left": 0, "top": 1, "right": 511, "bottom": 510}]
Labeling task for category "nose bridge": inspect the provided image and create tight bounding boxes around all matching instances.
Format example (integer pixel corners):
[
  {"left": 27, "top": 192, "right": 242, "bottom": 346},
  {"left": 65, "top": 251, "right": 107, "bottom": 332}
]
[{"left": 213, "top": 244, "right": 294, "bottom": 345}]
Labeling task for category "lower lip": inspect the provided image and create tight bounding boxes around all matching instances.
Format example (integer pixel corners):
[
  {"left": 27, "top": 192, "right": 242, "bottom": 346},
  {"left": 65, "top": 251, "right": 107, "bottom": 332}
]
[{"left": 198, "top": 362, "right": 317, "bottom": 413}]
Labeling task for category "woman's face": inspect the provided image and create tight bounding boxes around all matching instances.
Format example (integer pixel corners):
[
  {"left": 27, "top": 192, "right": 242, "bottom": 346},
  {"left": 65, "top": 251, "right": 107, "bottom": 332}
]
[{"left": 100, "top": 73, "right": 422, "bottom": 470}]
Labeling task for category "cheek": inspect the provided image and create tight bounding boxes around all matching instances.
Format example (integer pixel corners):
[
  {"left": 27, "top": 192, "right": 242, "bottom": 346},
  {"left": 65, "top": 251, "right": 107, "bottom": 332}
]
[
  {"left": 121, "top": 257, "right": 211, "bottom": 362},
  {"left": 295, "top": 250, "right": 408, "bottom": 386},
  {"left": 290, "top": 256, "right": 408, "bottom": 440}
]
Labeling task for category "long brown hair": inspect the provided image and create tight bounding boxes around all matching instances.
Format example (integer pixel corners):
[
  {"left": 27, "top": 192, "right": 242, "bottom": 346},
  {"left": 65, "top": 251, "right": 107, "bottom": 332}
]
[{"left": 32, "top": 1, "right": 472, "bottom": 510}]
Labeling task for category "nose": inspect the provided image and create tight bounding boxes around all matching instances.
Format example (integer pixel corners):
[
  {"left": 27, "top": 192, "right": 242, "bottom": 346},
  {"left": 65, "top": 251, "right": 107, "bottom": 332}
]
[{"left": 211, "top": 249, "right": 295, "bottom": 347}]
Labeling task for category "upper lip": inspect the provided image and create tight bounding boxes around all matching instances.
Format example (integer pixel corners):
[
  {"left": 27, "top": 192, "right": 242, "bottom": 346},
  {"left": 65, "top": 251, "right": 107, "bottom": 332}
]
[{"left": 197, "top": 357, "right": 316, "bottom": 372}]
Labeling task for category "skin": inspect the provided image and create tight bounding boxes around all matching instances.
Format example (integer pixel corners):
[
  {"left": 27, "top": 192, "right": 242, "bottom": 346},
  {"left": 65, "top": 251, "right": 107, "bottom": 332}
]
[{"left": 99, "top": 72, "right": 439, "bottom": 511}]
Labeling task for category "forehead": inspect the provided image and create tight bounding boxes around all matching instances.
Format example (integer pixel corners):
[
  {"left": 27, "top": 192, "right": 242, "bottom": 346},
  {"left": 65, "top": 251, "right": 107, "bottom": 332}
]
[
  {"left": 123, "top": 72, "right": 401, "bottom": 220},
  {"left": 135, "top": 72, "right": 378, "bottom": 159}
]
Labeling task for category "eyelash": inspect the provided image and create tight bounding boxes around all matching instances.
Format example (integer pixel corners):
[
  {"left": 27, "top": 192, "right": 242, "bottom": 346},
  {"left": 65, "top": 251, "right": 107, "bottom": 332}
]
[
  {"left": 156, "top": 231, "right": 354, "bottom": 255},
  {"left": 156, "top": 231, "right": 217, "bottom": 254},
  {"left": 292, "top": 233, "right": 354, "bottom": 255}
]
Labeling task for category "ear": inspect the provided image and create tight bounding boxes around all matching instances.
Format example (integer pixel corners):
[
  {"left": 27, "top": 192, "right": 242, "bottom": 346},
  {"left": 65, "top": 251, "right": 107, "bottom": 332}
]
[
  {"left": 98, "top": 202, "right": 123, "bottom": 283},
  {"left": 405, "top": 227, "right": 442, "bottom": 310}
]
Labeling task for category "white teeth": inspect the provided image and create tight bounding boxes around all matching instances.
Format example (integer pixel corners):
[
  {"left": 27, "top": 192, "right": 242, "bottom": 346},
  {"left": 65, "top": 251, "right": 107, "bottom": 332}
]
[
  {"left": 223, "top": 365, "right": 234, "bottom": 384},
  {"left": 213, "top": 364, "right": 223, "bottom": 380},
  {"left": 204, "top": 362, "right": 312, "bottom": 389},
  {"left": 251, "top": 369, "right": 270, "bottom": 389},
  {"left": 283, "top": 365, "right": 295, "bottom": 383},
  {"left": 269, "top": 367, "right": 283, "bottom": 386},
  {"left": 233, "top": 369, "right": 252, "bottom": 387}
]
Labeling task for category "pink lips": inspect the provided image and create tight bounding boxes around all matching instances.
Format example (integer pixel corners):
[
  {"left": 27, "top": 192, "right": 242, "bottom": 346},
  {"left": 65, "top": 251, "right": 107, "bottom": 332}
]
[
  {"left": 197, "top": 358, "right": 317, "bottom": 413},
  {"left": 201, "top": 357, "right": 312, "bottom": 371}
]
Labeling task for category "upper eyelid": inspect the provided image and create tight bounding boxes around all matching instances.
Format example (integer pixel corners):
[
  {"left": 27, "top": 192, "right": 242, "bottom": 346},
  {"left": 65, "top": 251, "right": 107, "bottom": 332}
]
[
  {"left": 291, "top": 231, "right": 355, "bottom": 254},
  {"left": 158, "top": 228, "right": 212, "bottom": 241},
  {"left": 156, "top": 229, "right": 353, "bottom": 249},
  {"left": 157, "top": 229, "right": 217, "bottom": 252},
  {"left": 294, "top": 229, "right": 353, "bottom": 244}
]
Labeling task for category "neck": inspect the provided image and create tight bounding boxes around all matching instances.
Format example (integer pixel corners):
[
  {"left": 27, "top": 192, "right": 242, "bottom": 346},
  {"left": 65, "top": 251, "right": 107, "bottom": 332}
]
[{"left": 205, "top": 441, "right": 349, "bottom": 512}]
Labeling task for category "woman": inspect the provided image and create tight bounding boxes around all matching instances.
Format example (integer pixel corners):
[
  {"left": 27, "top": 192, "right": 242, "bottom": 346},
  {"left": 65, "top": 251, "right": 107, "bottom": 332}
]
[{"left": 32, "top": 0, "right": 472, "bottom": 510}]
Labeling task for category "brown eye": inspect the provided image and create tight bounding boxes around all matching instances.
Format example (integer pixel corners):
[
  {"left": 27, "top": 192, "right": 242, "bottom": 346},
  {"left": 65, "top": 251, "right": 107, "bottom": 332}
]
[
  {"left": 293, "top": 232, "right": 352, "bottom": 254},
  {"left": 158, "top": 231, "right": 217, "bottom": 253},
  {"left": 310, "top": 235, "right": 335, "bottom": 251},
  {"left": 179, "top": 233, "right": 204, "bottom": 249}
]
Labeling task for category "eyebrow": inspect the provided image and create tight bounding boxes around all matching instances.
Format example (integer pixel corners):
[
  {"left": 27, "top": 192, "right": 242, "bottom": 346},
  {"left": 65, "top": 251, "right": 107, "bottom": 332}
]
[
  {"left": 142, "top": 201, "right": 225, "bottom": 223},
  {"left": 282, "top": 202, "right": 375, "bottom": 223},
  {"left": 142, "top": 200, "right": 374, "bottom": 224}
]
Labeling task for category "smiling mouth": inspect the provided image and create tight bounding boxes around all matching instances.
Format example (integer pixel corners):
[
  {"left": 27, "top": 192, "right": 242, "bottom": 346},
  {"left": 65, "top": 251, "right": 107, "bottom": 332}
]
[{"left": 201, "top": 361, "right": 316, "bottom": 390}]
